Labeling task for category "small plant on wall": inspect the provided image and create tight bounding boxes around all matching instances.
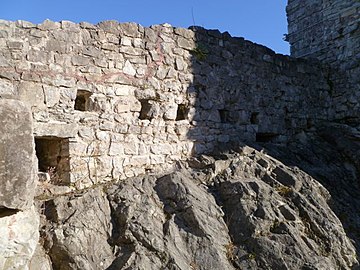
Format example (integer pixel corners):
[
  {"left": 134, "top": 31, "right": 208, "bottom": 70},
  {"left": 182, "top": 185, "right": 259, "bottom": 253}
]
[{"left": 191, "top": 44, "right": 209, "bottom": 61}]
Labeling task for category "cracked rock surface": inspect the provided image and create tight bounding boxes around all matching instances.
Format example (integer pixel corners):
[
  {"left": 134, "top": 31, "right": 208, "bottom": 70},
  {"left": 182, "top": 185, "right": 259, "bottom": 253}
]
[{"left": 36, "top": 131, "right": 359, "bottom": 269}]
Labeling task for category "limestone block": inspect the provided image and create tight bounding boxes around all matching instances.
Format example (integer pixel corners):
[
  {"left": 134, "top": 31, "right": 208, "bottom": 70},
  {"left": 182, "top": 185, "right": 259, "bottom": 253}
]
[
  {"left": 150, "top": 155, "right": 165, "bottom": 165},
  {"left": 177, "top": 36, "right": 195, "bottom": 50},
  {"left": 130, "top": 155, "right": 150, "bottom": 166},
  {"left": 163, "top": 104, "right": 178, "bottom": 120},
  {"left": 0, "top": 55, "right": 10, "bottom": 67},
  {"left": 114, "top": 85, "right": 136, "bottom": 96},
  {"left": 0, "top": 99, "right": 37, "bottom": 210},
  {"left": 144, "top": 28, "right": 157, "bottom": 43},
  {"left": 0, "top": 79, "right": 15, "bottom": 97},
  {"left": 7, "top": 41, "right": 23, "bottom": 50},
  {"left": 82, "top": 46, "right": 101, "bottom": 58},
  {"left": 42, "top": 85, "right": 60, "bottom": 107},
  {"left": 156, "top": 66, "right": 169, "bottom": 80},
  {"left": 150, "top": 143, "right": 172, "bottom": 155},
  {"left": 18, "top": 81, "right": 45, "bottom": 107},
  {"left": 15, "top": 20, "right": 36, "bottom": 28},
  {"left": 120, "top": 36, "right": 132, "bottom": 46},
  {"left": 71, "top": 55, "right": 90, "bottom": 66},
  {"left": 123, "top": 141, "right": 139, "bottom": 155},
  {"left": 34, "top": 122, "right": 78, "bottom": 138},
  {"left": 108, "top": 142, "right": 124, "bottom": 156},
  {"left": 174, "top": 28, "right": 195, "bottom": 39},
  {"left": 0, "top": 206, "right": 40, "bottom": 270},
  {"left": 26, "top": 50, "right": 48, "bottom": 63},
  {"left": 123, "top": 60, "right": 136, "bottom": 76},
  {"left": 120, "top": 46, "right": 143, "bottom": 56},
  {"left": 175, "top": 57, "right": 187, "bottom": 71},
  {"left": 114, "top": 96, "right": 141, "bottom": 113},
  {"left": 37, "top": 19, "right": 60, "bottom": 30},
  {"left": 111, "top": 156, "right": 124, "bottom": 179},
  {"left": 120, "top": 22, "right": 140, "bottom": 37}
]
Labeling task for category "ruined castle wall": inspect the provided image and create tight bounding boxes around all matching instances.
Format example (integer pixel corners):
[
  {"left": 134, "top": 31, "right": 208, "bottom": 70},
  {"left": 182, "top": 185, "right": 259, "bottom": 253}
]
[
  {"left": 287, "top": 0, "right": 360, "bottom": 120},
  {"left": 0, "top": 19, "right": 331, "bottom": 187}
]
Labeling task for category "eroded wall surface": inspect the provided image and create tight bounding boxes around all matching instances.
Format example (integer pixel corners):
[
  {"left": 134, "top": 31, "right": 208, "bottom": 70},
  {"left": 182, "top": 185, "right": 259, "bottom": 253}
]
[
  {"left": 0, "top": 19, "right": 332, "bottom": 187},
  {"left": 287, "top": 0, "right": 360, "bottom": 120}
]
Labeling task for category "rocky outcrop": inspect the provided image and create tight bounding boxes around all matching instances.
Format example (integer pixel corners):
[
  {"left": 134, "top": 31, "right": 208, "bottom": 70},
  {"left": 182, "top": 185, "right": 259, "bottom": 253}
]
[
  {"left": 37, "top": 141, "right": 359, "bottom": 270},
  {"left": 0, "top": 207, "right": 39, "bottom": 270},
  {"left": 0, "top": 99, "right": 40, "bottom": 270},
  {"left": 264, "top": 122, "right": 360, "bottom": 256},
  {"left": 0, "top": 99, "right": 37, "bottom": 210}
]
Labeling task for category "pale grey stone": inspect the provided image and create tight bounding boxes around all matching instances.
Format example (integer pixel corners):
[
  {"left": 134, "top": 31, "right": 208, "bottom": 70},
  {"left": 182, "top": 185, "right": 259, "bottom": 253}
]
[
  {"left": 163, "top": 104, "right": 177, "bottom": 120},
  {"left": 123, "top": 60, "right": 136, "bottom": 76},
  {"left": 7, "top": 41, "right": 23, "bottom": 50},
  {"left": 156, "top": 66, "right": 169, "bottom": 80},
  {"left": 15, "top": 20, "right": 36, "bottom": 28},
  {"left": 0, "top": 99, "right": 37, "bottom": 210},
  {"left": 43, "top": 85, "right": 60, "bottom": 107},
  {"left": 33, "top": 122, "right": 78, "bottom": 138},
  {"left": 0, "top": 207, "right": 39, "bottom": 270},
  {"left": 28, "top": 244, "right": 52, "bottom": 270},
  {"left": 0, "top": 79, "right": 15, "bottom": 96},
  {"left": 177, "top": 37, "right": 195, "bottom": 50},
  {"left": 17, "top": 81, "right": 45, "bottom": 108},
  {"left": 44, "top": 188, "right": 115, "bottom": 270},
  {"left": 71, "top": 55, "right": 90, "bottom": 66},
  {"left": 37, "top": 19, "right": 60, "bottom": 30},
  {"left": 120, "top": 22, "right": 140, "bottom": 37},
  {"left": 0, "top": 55, "right": 10, "bottom": 67}
]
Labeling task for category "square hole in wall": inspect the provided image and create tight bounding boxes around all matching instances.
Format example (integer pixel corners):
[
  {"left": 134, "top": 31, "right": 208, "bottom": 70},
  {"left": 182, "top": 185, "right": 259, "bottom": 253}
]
[
  {"left": 250, "top": 112, "right": 259, "bottom": 124},
  {"left": 219, "top": 109, "right": 230, "bottom": 123},
  {"left": 35, "top": 137, "right": 70, "bottom": 184},
  {"left": 176, "top": 104, "right": 188, "bottom": 121},
  {"left": 256, "top": 132, "right": 278, "bottom": 143},
  {"left": 219, "top": 109, "right": 237, "bottom": 123},
  {"left": 75, "top": 90, "right": 92, "bottom": 111},
  {"left": 139, "top": 99, "right": 160, "bottom": 120}
]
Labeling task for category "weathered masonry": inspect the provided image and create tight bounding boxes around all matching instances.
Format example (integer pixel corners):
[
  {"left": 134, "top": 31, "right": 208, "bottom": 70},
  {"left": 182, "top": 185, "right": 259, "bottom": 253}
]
[
  {"left": 287, "top": 0, "right": 360, "bottom": 120},
  {"left": 0, "top": 18, "right": 347, "bottom": 188}
]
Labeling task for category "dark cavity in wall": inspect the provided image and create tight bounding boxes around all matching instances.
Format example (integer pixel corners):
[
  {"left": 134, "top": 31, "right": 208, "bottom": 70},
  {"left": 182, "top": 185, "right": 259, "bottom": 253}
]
[
  {"left": 139, "top": 99, "right": 158, "bottom": 120},
  {"left": 219, "top": 109, "right": 238, "bottom": 124},
  {"left": 251, "top": 112, "right": 259, "bottom": 124},
  {"left": 35, "top": 137, "right": 70, "bottom": 184},
  {"left": 219, "top": 109, "right": 230, "bottom": 123},
  {"left": 176, "top": 104, "right": 188, "bottom": 121},
  {"left": 75, "top": 90, "right": 92, "bottom": 111},
  {"left": 256, "top": 132, "right": 279, "bottom": 143}
]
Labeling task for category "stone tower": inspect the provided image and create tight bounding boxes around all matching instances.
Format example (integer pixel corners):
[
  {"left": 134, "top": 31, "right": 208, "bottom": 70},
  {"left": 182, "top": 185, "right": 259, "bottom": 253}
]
[
  {"left": 286, "top": 0, "right": 360, "bottom": 67},
  {"left": 287, "top": 0, "right": 360, "bottom": 120}
]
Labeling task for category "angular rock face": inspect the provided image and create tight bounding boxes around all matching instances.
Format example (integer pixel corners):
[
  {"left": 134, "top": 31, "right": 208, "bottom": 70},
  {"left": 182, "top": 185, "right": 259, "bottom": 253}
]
[
  {"left": 0, "top": 99, "right": 37, "bottom": 210},
  {"left": 42, "top": 188, "right": 114, "bottom": 270},
  {"left": 39, "top": 144, "right": 359, "bottom": 270},
  {"left": 0, "top": 206, "right": 40, "bottom": 270},
  {"left": 0, "top": 99, "right": 40, "bottom": 270},
  {"left": 265, "top": 122, "right": 360, "bottom": 256}
]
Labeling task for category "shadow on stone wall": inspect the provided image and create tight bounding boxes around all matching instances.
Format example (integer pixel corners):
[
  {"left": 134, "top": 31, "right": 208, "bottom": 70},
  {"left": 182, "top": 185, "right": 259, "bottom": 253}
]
[
  {"left": 186, "top": 26, "right": 360, "bottom": 259},
  {"left": 184, "top": 26, "right": 333, "bottom": 156}
]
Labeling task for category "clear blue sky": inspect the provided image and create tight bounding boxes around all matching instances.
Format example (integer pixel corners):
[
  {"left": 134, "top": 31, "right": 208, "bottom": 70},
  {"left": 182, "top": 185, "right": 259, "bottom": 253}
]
[{"left": 0, "top": 0, "right": 289, "bottom": 54}]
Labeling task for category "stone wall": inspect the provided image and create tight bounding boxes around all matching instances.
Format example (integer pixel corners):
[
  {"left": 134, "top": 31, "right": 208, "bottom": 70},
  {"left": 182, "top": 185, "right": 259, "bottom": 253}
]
[
  {"left": 0, "top": 19, "right": 332, "bottom": 187},
  {"left": 286, "top": 0, "right": 360, "bottom": 120}
]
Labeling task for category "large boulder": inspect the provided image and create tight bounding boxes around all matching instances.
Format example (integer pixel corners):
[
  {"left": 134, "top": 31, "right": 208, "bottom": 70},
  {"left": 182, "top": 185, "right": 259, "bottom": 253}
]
[
  {"left": 0, "top": 206, "right": 40, "bottom": 269},
  {"left": 0, "top": 99, "right": 37, "bottom": 210},
  {"left": 39, "top": 145, "right": 359, "bottom": 269}
]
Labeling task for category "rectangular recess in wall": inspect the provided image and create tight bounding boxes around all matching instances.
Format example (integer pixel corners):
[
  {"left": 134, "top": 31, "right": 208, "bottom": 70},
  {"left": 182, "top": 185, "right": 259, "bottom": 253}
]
[
  {"left": 35, "top": 136, "right": 70, "bottom": 184},
  {"left": 75, "top": 90, "right": 92, "bottom": 111},
  {"left": 256, "top": 133, "right": 279, "bottom": 143},
  {"left": 176, "top": 104, "right": 188, "bottom": 121}
]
